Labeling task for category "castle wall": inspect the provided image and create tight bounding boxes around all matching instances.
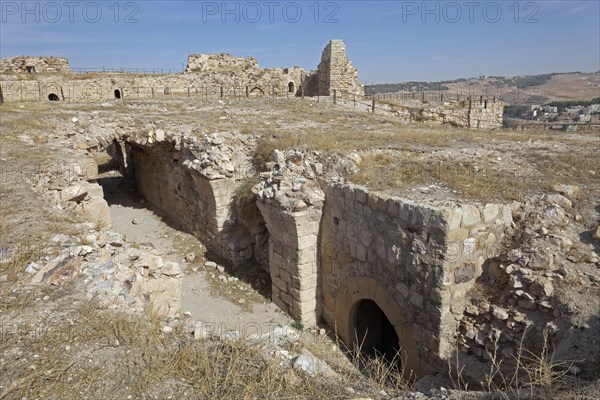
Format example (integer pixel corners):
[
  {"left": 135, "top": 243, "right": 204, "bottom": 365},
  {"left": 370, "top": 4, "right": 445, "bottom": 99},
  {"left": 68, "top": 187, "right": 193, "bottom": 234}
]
[
  {"left": 0, "top": 40, "right": 362, "bottom": 102},
  {"left": 185, "top": 53, "right": 259, "bottom": 73},
  {"left": 468, "top": 97, "right": 504, "bottom": 129}
]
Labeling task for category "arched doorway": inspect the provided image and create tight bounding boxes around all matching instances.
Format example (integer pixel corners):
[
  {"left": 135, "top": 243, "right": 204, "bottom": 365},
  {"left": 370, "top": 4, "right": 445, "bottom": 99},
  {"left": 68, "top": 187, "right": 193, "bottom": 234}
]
[
  {"left": 114, "top": 89, "right": 121, "bottom": 99},
  {"left": 48, "top": 93, "right": 60, "bottom": 101},
  {"left": 332, "top": 277, "right": 428, "bottom": 377},
  {"left": 249, "top": 87, "right": 265, "bottom": 97},
  {"left": 288, "top": 82, "right": 295, "bottom": 93},
  {"left": 354, "top": 299, "right": 402, "bottom": 368}
]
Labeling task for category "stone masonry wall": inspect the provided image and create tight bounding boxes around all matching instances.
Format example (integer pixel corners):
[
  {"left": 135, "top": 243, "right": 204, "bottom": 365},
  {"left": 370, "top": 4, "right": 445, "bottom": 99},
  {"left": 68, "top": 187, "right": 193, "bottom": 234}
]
[
  {"left": 347, "top": 97, "right": 504, "bottom": 130},
  {"left": 468, "top": 97, "right": 504, "bottom": 129},
  {"left": 0, "top": 56, "right": 71, "bottom": 74},
  {"left": 257, "top": 201, "right": 323, "bottom": 326},
  {"left": 319, "top": 182, "right": 512, "bottom": 373},
  {"left": 0, "top": 40, "right": 360, "bottom": 102},
  {"left": 185, "top": 53, "right": 259, "bottom": 73},
  {"left": 316, "top": 40, "right": 363, "bottom": 96},
  {"left": 119, "top": 131, "right": 263, "bottom": 267}
]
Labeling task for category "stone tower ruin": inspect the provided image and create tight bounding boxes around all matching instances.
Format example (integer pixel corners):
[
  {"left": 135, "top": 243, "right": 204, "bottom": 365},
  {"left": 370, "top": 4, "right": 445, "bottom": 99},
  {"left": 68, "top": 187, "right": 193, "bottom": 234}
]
[{"left": 316, "top": 40, "right": 363, "bottom": 96}]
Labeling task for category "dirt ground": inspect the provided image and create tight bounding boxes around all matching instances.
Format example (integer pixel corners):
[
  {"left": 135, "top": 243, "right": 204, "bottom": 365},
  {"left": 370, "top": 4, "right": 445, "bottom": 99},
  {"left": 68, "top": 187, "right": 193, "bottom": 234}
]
[{"left": 1, "top": 98, "right": 599, "bottom": 399}]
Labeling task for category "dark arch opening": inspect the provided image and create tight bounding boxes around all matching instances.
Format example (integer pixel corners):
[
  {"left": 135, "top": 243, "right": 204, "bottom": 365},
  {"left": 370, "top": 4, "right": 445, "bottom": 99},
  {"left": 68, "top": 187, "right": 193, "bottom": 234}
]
[
  {"left": 354, "top": 299, "right": 402, "bottom": 369},
  {"left": 48, "top": 93, "right": 60, "bottom": 101},
  {"left": 114, "top": 89, "right": 121, "bottom": 99},
  {"left": 288, "top": 82, "right": 295, "bottom": 93}
]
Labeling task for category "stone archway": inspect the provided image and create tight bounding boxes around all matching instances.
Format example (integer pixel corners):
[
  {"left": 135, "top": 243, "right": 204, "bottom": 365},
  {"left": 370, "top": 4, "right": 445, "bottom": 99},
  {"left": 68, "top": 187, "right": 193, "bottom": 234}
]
[
  {"left": 333, "top": 276, "right": 429, "bottom": 377},
  {"left": 353, "top": 299, "right": 401, "bottom": 367},
  {"left": 249, "top": 87, "right": 265, "bottom": 97},
  {"left": 288, "top": 82, "right": 295, "bottom": 93},
  {"left": 48, "top": 93, "right": 60, "bottom": 101},
  {"left": 114, "top": 89, "right": 122, "bottom": 99}
]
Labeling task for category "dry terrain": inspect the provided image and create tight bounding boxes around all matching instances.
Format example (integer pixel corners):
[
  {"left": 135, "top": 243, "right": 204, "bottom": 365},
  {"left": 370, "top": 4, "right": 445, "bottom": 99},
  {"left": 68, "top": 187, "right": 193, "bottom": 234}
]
[{"left": 1, "top": 97, "right": 599, "bottom": 399}]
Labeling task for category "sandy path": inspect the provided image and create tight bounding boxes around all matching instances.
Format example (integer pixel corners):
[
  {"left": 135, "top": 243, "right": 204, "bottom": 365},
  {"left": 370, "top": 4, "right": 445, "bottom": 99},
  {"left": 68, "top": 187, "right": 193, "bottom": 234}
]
[{"left": 100, "top": 172, "right": 292, "bottom": 336}]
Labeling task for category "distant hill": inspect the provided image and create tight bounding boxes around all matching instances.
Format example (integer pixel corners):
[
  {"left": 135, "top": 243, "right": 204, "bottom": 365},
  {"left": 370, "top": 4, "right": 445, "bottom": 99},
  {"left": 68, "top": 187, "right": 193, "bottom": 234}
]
[{"left": 366, "top": 72, "right": 600, "bottom": 105}]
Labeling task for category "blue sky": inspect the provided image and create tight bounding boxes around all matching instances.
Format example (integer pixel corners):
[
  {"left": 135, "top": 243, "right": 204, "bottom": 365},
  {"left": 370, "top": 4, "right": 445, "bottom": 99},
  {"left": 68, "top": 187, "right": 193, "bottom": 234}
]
[{"left": 1, "top": 0, "right": 599, "bottom": 83}]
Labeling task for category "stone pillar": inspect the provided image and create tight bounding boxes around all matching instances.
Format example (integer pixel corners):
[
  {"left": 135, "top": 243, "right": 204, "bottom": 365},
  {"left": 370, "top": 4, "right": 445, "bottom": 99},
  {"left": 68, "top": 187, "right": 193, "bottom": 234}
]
[{"left": 257, "top": 201, "right": 323, "bottom": 326}]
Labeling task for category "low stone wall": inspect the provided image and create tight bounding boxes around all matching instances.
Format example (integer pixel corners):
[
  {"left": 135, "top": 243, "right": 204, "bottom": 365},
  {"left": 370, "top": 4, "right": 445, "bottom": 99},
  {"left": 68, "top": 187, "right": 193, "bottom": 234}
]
[
  {"left": 350, "top": 98, "right": 504, "bottom": 129},
  {"left": 318, "top": 182, "right": 512, "bottom": 375}
]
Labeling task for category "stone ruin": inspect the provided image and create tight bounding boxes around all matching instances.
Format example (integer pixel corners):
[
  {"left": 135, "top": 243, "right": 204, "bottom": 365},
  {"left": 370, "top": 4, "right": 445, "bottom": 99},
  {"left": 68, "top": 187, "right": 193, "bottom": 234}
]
[
  {"left": 99, "top": 125, "right": 516, "bottom": 379},
  {"left": 0, "top": 40, "right": 364, "bottom": 103},
  {"left": 316, "top": 39, "right": 363, "bottom": 96},
  {"left": 0, "top": 55, "right": 71, "bottom": 74},
  {"left": 3, "top": 40, "right": 593, "bottom": 390}
]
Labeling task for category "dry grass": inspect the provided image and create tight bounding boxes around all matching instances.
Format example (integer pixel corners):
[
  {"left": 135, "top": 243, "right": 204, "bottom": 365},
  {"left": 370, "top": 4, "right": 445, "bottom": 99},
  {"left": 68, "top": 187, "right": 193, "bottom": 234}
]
[
  {"left": 352, "top": 153, "right": 528, "bottom": 202},
  {"left": 447, "top": 326, "right": 599, "bottom": 399},
  {"left": 0, "top": 299, "right": 351, "bottom": 399},
  {"left": 480, "top": 327, "right": 575, "bottom": 399}
]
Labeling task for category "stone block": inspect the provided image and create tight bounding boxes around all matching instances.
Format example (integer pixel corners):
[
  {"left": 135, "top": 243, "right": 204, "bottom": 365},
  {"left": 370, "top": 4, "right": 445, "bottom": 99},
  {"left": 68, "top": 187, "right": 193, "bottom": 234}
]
[
  {"left": 280, "top": 291, "right": 293, "bottom": 307},
  {"left": 482, "top": 204, "right": 500, "bottom": 223},
  {"left": 410, "top": 290, "right": 424, "bottom": 308},
  {"left": 292, "top": 288, "right": 315, "bottom": 303},
  {"left": 280, "top": 269, "right": 292, "bottom": 284},
  {"left": 355, "top": 188, "right": 367, "bottom": 203},
  {"left": 343, "top": 186, "right": 355, "bottom": 200},
  {"left": 396, "top": 282, "right": 409, "bottom": 298},
  {"left": 80, "top": 197, "right": 111, "bottom": 229},
  {"left": 356, "top": 243, "right": 367, "bottom": 261},
  {"left": 272, "top": 295, "right": 289, "bottom": 313},
  {"left": 297, "top": 234, "right": 317, "bottom": 250},
  {"left": 461, "top": 205, "right": 481, "bottom": 227},
  {"left": 446, "top": 228, "right": 469, "bottom": 242},
  {"left": 501, "top": 205, "right": 513, "bottom": 226},
  {"left": 271, "top": 275, "right": 287, "bottom": 292},
  {"left": 454, "top": 264, "right": 476, "bottom": 284}
]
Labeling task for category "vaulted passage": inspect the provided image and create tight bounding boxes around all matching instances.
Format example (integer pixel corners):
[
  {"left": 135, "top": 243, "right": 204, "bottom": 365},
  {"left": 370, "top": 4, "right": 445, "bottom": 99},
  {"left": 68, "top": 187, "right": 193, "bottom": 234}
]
[
  {"left": 48, "top": 93, "right": 60, "bottom": 101},
  {"left": 354, "top": 299, "right": 402, "bottom": 368}
]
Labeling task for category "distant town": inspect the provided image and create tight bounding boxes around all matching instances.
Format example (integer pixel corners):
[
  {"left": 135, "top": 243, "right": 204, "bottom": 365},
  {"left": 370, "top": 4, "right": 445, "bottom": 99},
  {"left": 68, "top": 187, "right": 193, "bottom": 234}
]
[{"left": 504, "top": 97, "right": 600, "bottom": 131}]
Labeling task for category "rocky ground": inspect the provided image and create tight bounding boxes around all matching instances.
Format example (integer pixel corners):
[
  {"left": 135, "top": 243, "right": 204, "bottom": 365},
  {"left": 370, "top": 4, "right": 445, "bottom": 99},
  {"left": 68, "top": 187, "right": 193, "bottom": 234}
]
[{"left": 0, "top": 98, "right": 599, "bottom": 399}]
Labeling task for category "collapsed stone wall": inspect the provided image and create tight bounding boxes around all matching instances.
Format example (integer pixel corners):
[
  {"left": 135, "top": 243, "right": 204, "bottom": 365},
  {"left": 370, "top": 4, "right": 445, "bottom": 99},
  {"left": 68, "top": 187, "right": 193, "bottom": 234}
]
[{"left": 0, "top": 56, "right": 71, "bottom": 74}]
